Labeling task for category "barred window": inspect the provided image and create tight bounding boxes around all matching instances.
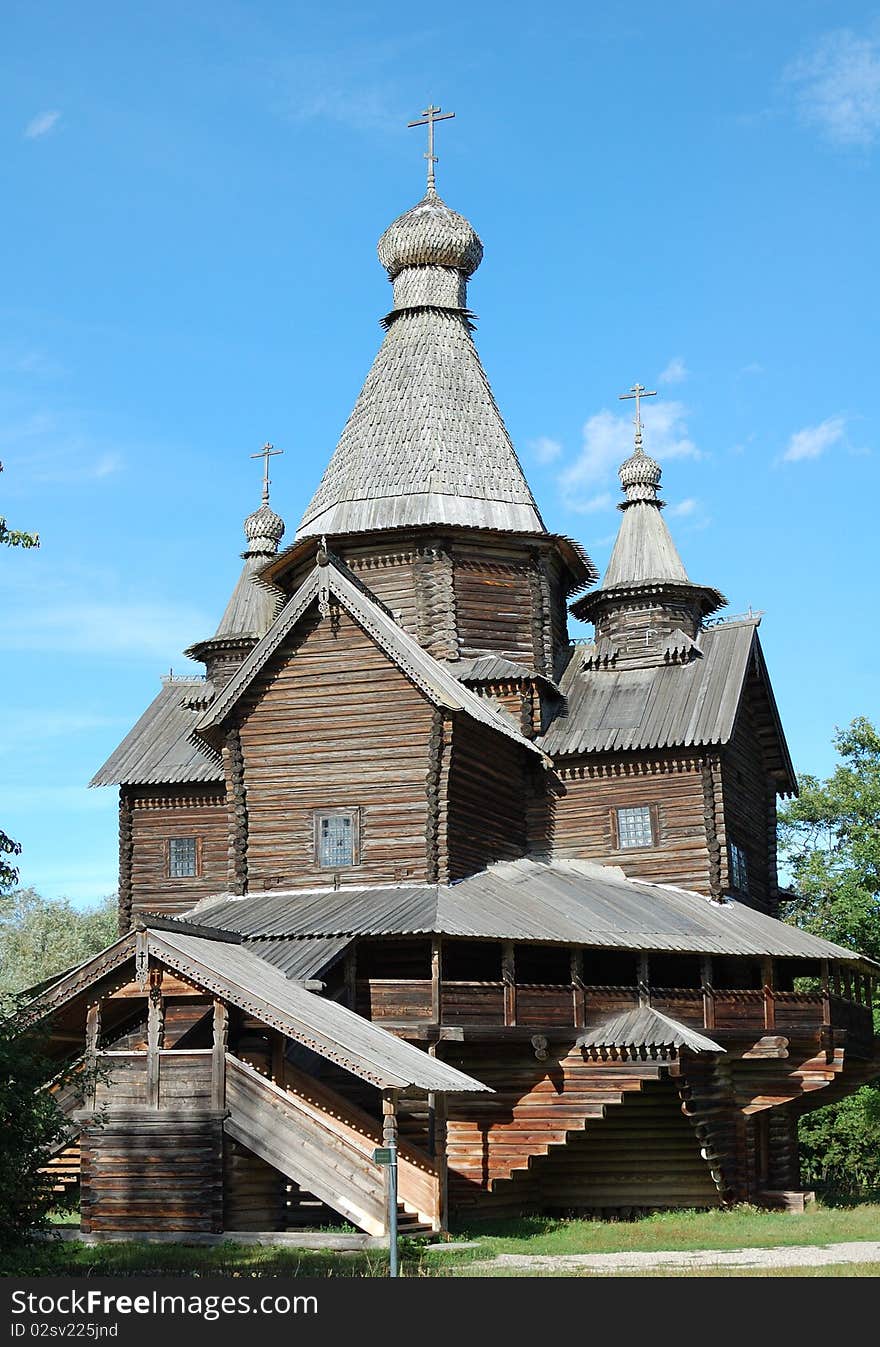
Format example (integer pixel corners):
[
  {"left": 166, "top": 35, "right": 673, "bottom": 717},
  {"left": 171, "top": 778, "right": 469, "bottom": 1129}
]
[
  {"left": 730, "top": 840, "right": 749, "bottom": 894},
  {"left": 169, "top": 837, "right": 198, "bottom": 878},
  {"left": 616, "top": 805, "right": 655, "bottom": 849},
  {"left": 315, "top": 810, "right": 359, "bottom": 868}
]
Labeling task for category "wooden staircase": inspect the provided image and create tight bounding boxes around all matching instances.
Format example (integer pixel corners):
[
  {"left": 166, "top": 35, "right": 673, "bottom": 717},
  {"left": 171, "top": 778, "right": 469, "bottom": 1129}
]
[
  {"left": 446, "top": 1051, "right": 669, "bottom": 1194},
  {"left": 224, "top": 1053, "right": 440, "bottom": 1237}
]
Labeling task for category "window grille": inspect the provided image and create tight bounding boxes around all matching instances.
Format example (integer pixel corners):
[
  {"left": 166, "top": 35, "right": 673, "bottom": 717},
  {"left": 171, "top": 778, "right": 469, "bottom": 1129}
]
[
  {"left": 316, "top": 811, "right": 359, "bottom": 868},
  {"left": 730, "top": 840, "right": 749, "bottom": 893},
  {"left": 169, "top": 837, "right": 197, "bottom": 878},
  {"left": 616, "top": 805, "right": 654, "bottom": 849}
]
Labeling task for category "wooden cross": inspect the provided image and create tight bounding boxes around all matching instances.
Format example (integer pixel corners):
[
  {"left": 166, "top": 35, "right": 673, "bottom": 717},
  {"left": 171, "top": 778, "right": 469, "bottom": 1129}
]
[
  {"left": 250, "top": 441, "right": 283, "bottom": 506},
  {"left": 619, "top": 383, "right": 657, "bottom": 448},
  {"left": 407, "top": 104, "right": 455, "bottom": 192}
]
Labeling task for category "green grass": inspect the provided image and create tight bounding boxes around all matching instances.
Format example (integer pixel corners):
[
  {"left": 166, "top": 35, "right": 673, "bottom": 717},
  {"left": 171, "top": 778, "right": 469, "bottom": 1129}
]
[
  {"left": 442, "top": 1202, "right": 880, "bottom": 1257},
  {"left": 3, "top": 1203, "right": 878, "bottom": 1278}
]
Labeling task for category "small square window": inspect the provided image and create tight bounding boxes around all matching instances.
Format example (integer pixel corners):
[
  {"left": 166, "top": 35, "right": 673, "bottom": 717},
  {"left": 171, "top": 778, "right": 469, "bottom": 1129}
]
[
  {"left": 729, "top": 840, "right": 749, "bottom": 894},
  {"left": 315, "top": 810, "right": 359, "bottom": 868},
  {"left": 616, "top": 805, "right": 655, "bottom": 849},
  {"left": 169, "top": 837, "right": 198, "bottom": 878}
]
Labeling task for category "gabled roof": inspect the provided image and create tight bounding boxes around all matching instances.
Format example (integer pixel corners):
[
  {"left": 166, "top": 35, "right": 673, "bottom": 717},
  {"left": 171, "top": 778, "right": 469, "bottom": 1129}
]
[
  {"left": 195, "top": 555, "right": 545, "bottom": 758},
  {"left": 185, "top": 857, "right": 873, "bottom": 967},
  {"left": 578, "top": 1007, "right": 724, "bottom": 1055},
  {"left": 539, "top": 619, "right": 797, "bottom": 790},
  {"left": 24, "top": 927, "right": 488, "bottom": 1094},
  {"left": 90, "top": 679, "right": 222, "bottom": 787}
]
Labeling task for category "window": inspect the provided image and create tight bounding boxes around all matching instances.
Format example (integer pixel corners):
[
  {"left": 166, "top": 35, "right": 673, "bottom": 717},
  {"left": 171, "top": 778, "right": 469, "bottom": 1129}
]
[
  {"left": 615, "top": 805, "right": 655, "bottom": 849},
  {"left": 729, "top": 840, "right": 749, "bottom": 893},
  {"left": 443, "top": 941, "right": 503, "bottom": 982},
  {"left": 315, "top": 810, "right": 359, "bottom": 868},
  {"left": 168, "top": 837, "right": 198, "bottom": 878},
  {"left": 515, "top": 945, "right": 572, "bottom": 985}
]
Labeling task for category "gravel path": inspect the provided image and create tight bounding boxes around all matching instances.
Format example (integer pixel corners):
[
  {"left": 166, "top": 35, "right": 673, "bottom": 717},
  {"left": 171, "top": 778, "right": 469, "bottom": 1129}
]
[{"left": 467, "top": 1240, "right": 880, "bottom": 1274}]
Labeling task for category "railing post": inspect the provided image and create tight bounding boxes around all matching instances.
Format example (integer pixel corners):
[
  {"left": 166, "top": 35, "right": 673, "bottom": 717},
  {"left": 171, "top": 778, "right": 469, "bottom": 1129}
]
[
  {"left": 344, "top": 946, "right": 357, "bottom": 1013},
  {"left": 820, "top": 960, "right": 831, "bottom": 1025},
  {"left": 701, "top": 956, "right": 715, "bottom": 1030},
  {"left": 638, "top": 954, "right": 650, "bottom": 1008},
  {"left": 85, "top": 1001, "right": 101, "bottom": 1110},
  {"left": 212, "top": 1000, "right": 228, "bottom": 1113}
]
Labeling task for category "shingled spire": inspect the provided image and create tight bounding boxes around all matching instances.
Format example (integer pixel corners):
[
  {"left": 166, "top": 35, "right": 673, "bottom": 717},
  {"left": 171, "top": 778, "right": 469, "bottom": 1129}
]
[
  {"left": 296, "top": 146, "right": 545, "bottom": 539},
  {"left": 571, "top": 394, "right": 725, "bottom": 664},
  {"left": 186, "top": 461, "right": 285, "bottom": 686}
]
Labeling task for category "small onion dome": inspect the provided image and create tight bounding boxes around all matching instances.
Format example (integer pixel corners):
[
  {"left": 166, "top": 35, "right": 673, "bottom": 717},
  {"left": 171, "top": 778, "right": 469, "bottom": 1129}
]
[
  {"left": 377, "top": 189, "right": 483, "bottom": 281},
  {"left": 244, "top": 502, "right": 285, "bottom": 553},
  {"left": 619, "top": 445, "right": 662, "bottom": 500}
]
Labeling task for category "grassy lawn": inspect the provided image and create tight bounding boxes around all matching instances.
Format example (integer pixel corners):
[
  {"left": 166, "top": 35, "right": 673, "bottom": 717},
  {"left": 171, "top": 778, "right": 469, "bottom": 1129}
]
[{"left": 3, "top": 1204, "right": 878, "bottom": 1278}]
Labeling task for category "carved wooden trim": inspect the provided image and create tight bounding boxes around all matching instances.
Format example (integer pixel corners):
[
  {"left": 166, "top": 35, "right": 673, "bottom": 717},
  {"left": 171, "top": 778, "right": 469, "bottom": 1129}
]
[
  {"left": 131, "top": 794, "right": 224, "bottom": 810},
  {"left": 225, "top": 726, "right": 248, "bottom": 895},
  {"left": 118, "top": 789, "right": 134, "bottom": 935},
  {"left": 702, "top": 753, "right": 723, "bottom": 901},
  {"left": 426, "top": 708, "right": 446, "bottom": 882},
  {"left": 557, "top": 753, "right": 704, "bottom": 780}
]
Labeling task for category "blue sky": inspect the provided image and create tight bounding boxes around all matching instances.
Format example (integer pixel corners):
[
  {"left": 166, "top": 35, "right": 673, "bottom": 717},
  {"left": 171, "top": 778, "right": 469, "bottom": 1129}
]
[{"left": 2, "top": 1, "right": 879, "bottom": 903}]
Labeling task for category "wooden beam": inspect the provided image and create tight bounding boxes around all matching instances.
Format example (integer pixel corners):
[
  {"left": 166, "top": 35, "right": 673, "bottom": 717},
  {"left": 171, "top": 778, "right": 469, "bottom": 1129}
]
[
  {"left": 701, "top": 956, "right": 715, "bottom": 1030},
  {"left": 212, "top": 1000, "right": 228, "bottom": 1113},
  {"left": 431, "top": 937, "right": 442, "bottom": 1025},
  {"left": 571, "top": 949, "right": 586, "bottom": 1028},
  {"left": 146, "top": 974, "right": 164, "bottom": 1109},
  {"left": 638, "top": 953, "right": 650, "bottom": 1008},
  {"left": 762, "top": 958, "right": 775, "bottom": 1031},
  {"left": 502, "top": 941, "right": 516, "bottom": 1026}
]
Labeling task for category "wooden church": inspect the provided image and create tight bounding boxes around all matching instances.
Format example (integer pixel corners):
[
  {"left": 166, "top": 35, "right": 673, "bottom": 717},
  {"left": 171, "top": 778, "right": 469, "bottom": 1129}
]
[{"left": 29, "top": 122, "right": 879, "bottom": 1239}]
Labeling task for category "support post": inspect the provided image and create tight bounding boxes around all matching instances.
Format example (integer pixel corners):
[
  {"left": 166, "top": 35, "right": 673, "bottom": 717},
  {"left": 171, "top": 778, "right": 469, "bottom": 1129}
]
[
  {"left": 146, "top": 971, "right": 164, "bottom": 1109},
  {"left": 762, "top": 958, "right": 775, "bottom": 1031},
  {"left": 638, "top": 953, "right": 650, "bottom": 1008},
  {"left": 382, "top": 1090, "right": 399, "bottom": 1277},
  {"left": 212, "top": 1000, "right": 228, "bottom": 1113},
  {"left": 344, "top": 946, "right": 357, "bottom": 1013},
  {"left": 701, "top": 956, "right": 715, "bottom": 1030},
  {"left": 571, "top": 949, "right": 586, "bottom": 1028},
  {"left": 85, "top": 1001, "right": 101, "bottom": 1110},
  {"left": 431, "top": 936, "right": 442, "bottom": 1025},
  {"left": 434, "top": 1091, "right": 449, "bottom": 1233},
  {"left": 502, "top": 941, "right": 516, "bottom": 1026},
  {"left": 820, "top": 960, "right": 831, "bottom": 1025}
]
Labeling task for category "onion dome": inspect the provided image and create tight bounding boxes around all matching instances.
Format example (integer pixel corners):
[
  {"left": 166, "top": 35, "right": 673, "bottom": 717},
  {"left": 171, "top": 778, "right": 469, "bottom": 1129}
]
[
  {"left": 377, "top": 187, "right": 483, "bottom": 280},
  {"left": 244, "top": 502, "right": 285, "bottom": 556},
  {"left": 618, "top": 445, "right": 663, "bottom": 503}
]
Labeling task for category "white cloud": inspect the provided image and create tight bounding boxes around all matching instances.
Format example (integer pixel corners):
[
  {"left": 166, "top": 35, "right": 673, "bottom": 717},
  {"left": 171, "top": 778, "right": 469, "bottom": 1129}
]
[
  {"left": 782, "top": 415, "right": 846, "bottom": 463},
  {"left": 0, "top": 711, "right": 125, "bottom": 752},
  {"left": 785, "top": 29, "right": 880, "bottom": 146},
  {"left": 559, "top": 401, "right": 700, "bottom": 512},
  {"left": 658, "top": 357, "right": 688, "bottom": 385},
  {"left": 669, "top": 497, "right": 699, "bottom": 518},
  {"left": 3, "top": 590, "right": 211, "bottom": 661},
  {"left": 529, "top": 435, "right": 563, "bottom": 464},
  {"left": 24, "top": 110, "right": 61, "bottom": 140}
]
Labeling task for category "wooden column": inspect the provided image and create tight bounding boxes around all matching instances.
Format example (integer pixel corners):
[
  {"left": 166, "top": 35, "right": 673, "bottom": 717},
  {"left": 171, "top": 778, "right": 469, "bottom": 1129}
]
[
  {"left": 761, "top": 958, "right": 776, "bottom": 1031},
  {"left": 638, "top": 953, "right": 650, "bottom": 1008},
  {"left": 146, "top": 973, "right": 164, "bottom": 1109},
  {"left": 271, "top": 1032, "right": 285, "bottom": 1087},
  {"left": 433, "top": 1091, "right": 449, "bottom": 1233},
  {"left": 701, "top": 956, "right": 715, "bottom": 1030},
  {"left": 382, "top": 1089, "right": 399, "bottom": 1237},
  {"left": 85, "top": 1001, "right": 101, "bottom": 1109},
  {"left": 212, "top": 1000, "right": 228, "bottom": 1113},
  {"left": 571, "top": 949, "right": 586, "bottom": 1028},
  {"left": 820, "top": 960, "right": 831, "bottom": 1025},
  {"left": 502, "top": 941, "right": 516, "bottom": 1026},
  {"left": 431, "top": 937, "right": 442, "bottom": 1025},
  {"left": 344, "top": 946, "right": 357, "bottom": 1013}
]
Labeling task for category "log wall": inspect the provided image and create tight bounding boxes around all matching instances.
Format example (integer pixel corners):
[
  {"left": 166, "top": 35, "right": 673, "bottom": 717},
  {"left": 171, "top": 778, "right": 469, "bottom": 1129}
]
[
  {"left": 547, "top": 752, "right": 713, "bottom": 893},
  {"left": 720, "top": 702, "right": 778, "bottom": 910},
  {"left": 445, "top": 719, "right": 531, "bottom": 879},
  {"left": 238, "top": 606, "right": 435, "bottom": 889},
  {"left": 80, "top": 1116, "right": 223, "bottom": 1235},
  {"left": 127, "top": 786, "right": 227, "bottom": 923}
]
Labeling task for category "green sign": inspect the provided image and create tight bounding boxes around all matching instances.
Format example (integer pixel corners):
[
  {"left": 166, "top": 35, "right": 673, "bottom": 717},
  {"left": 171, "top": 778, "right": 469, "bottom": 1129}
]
[{"left": 373, "top": 1147, "right": 394, "bottom": 1166}]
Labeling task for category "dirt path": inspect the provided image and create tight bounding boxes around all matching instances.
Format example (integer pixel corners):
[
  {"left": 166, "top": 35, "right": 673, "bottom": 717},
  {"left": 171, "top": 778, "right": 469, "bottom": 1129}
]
[{"left": 466, "top": 1240, "right": 880, "bottom": 1274}]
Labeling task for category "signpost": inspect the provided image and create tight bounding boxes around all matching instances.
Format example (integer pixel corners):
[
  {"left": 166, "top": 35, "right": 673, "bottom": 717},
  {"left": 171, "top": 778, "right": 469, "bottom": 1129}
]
[{"left": 373, "top": 1143, "right": 399, "bottom": 1277}]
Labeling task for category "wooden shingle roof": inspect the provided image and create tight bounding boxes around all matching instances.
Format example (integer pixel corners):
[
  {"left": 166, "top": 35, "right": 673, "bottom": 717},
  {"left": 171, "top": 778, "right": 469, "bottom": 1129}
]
[{"left": 90, "top": 679, "right": 222, "bottom": 787}]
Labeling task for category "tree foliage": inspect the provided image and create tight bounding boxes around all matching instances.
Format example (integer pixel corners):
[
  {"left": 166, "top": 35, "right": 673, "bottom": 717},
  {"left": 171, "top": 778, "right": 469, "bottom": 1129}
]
[
  {"left": 0, "top": 888, "right": 118, "bottom": 999},
  {"left": 779, "top": 717, "right": 880, "bottom": 1198},
  {"left": 0, "top": 460, "right": 39, "bottom": 550},
  {"left": 0, "top": 1005, "right": 76, "bottom": 1249}
]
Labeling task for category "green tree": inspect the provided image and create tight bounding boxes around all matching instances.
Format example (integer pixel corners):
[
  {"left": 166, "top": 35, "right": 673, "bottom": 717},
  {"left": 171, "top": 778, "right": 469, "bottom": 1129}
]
[
  {"left": 779, "top": 716, "right": 880, "bottom": 1198},
  {"left": 2, "top": 459, "right": 38, "bottom": 892},
  {"left": 0, "top": 888, "right": 118, "bottom": 999}
]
